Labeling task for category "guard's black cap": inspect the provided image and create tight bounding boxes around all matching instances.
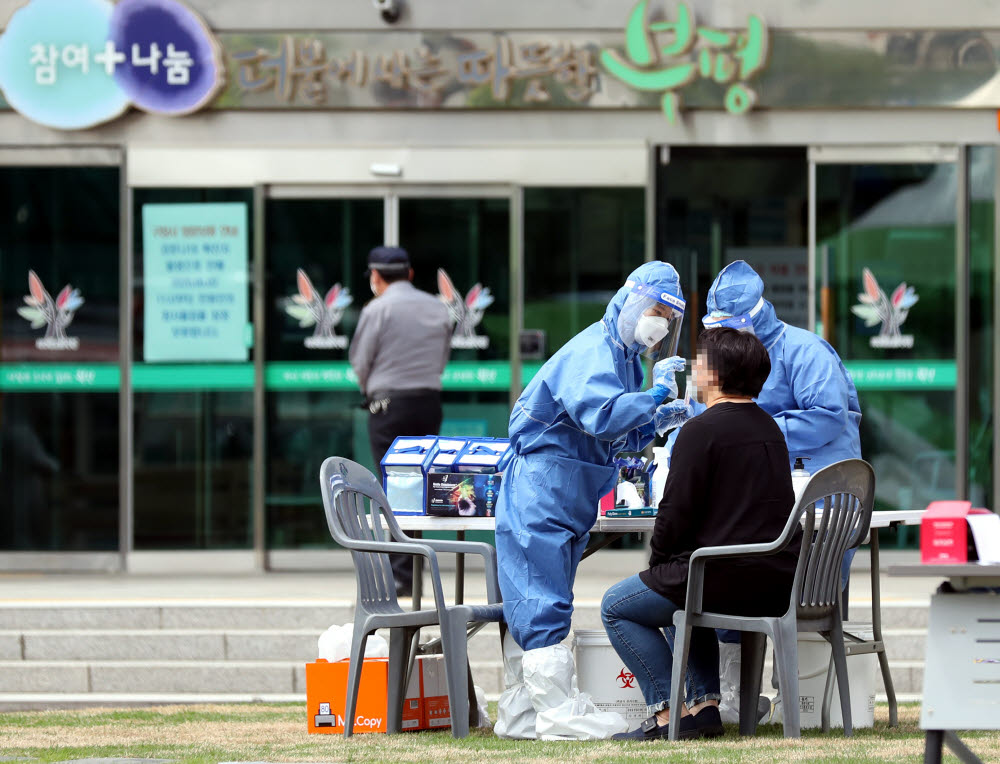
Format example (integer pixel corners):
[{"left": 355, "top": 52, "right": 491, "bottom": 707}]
[{"left": 365, "top": 246, "right": 410, "bottom": 277}]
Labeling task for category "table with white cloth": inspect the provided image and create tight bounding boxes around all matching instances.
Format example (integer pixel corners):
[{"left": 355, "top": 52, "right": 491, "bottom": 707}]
[{"left": 392, "top": 509, "right": 923, "bottom": 726}]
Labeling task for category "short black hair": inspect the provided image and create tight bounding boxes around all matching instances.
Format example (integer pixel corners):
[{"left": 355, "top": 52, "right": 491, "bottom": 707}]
[
  {"left": 373, "top": 268, "right": 409, "bottom": 284},
  {"left": 698, "top": 327, "right": 771, "bottom": 398}
]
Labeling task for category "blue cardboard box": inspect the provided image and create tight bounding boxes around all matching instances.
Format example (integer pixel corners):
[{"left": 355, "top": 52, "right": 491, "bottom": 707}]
[
  {"left": 380, "top": 437, "right": 439, "bottom": 515},
  {"left": 452, "top": 439, "right": 513, "bottom": 474},
  {"left": 427, "top": 438, "right": 472, "bottom": 473}
]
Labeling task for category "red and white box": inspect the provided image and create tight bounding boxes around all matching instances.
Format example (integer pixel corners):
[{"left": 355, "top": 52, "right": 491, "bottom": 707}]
[{"left": 920, "top": 500, "right": 992, "bottom": 564}]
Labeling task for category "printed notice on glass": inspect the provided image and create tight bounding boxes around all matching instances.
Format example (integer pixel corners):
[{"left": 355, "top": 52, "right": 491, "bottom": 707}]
[{"left": 142, "top": 203, "right": 249, "bottom": 362}]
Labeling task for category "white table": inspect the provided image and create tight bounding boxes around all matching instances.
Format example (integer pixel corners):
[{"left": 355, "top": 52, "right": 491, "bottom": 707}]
[
  {"left": 395, "top": 508, "right": 923, "bottom": 726},
  {"left": 889, "top": 564, "right": 1000, "bottom": 764}
]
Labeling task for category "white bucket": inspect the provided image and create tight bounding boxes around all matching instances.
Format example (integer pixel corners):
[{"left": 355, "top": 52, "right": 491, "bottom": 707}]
[
  {"left": 796, "top": 622, "right": 876, "bottom": 729},
  {"left": 573, "top": 629, "right": 647, "bottom": 730}
]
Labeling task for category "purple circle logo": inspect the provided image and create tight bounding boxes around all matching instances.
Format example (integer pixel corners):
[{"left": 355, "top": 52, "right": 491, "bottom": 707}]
[{"left": 109, "top": 0, "right": 223, "bottom": 115}]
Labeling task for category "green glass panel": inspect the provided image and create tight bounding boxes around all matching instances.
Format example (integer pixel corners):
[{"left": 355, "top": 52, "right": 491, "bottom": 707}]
[
  {"left": 400, "top": 197, "right": 511, "bottom": 361},
  {"left": 969, "top": 147, "right": 995, "bottom": 509},
  {"left": 265, "top": 198, "right": 383, "bottom": 362},
  {"left": 132, "top": 188, "right": 255, "bottom": 550},
  {"left": 657, "top": 147, "right": 809, "bottom": 361},
  {"left": 133, "top": 390, "right": 253, "bottom": 550},
  {"left": 0, "top": 165, "right": 120, "bottom": 551},
  {"left": 817, "top": 162, "right": 957, "bottom": 518},
  {"left": 524, "top": 188, "right": 644, "bottom": 361}
]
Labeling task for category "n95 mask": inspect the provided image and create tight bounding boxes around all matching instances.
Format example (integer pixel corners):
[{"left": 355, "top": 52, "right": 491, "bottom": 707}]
[{"left": 635, "top": 314, "right": 671, "bottom": 347}]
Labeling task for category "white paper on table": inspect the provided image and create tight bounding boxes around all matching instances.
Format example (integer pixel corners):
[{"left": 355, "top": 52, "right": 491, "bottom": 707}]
[{"left": 967, "top": 513, "right": 1000, "bottom": 564}]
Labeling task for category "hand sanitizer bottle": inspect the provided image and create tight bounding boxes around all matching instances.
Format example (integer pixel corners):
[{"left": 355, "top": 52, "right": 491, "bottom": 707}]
[{"left": 791, "top": 457, "right": 811, "bottom": 503}]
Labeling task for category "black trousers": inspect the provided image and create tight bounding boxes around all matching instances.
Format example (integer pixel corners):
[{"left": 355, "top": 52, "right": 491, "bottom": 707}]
[{"left": 368, "top": 389, "right": 443, "bottom": 593}]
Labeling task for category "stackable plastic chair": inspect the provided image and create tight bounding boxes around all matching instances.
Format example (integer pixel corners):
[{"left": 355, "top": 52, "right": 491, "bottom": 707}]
[
  {"left": 319, "top": 456, "right": 504, "bottom": 738},
  {"left": 668, "top": 459, "right": 876, "bottom": 740}
]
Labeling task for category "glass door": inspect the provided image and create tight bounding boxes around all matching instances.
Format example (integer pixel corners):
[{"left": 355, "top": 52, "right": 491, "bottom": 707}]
[
  {"left": 809, "top": 146, "right": 961, "bottom": 513},
  {"left": 262, "top": 186, "right": 512, "bottom": 551},
  {"left": 0, "top": 152, "right": 122, "bottom": 557}
]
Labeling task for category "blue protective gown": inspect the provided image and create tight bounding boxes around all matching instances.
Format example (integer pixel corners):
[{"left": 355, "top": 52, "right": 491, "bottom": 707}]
[
  {"left": 705, "top": 260, "right": 862, "bottom": 471},
  {"left": 496, "top": 261, "right": 682, "bottom": 651}
]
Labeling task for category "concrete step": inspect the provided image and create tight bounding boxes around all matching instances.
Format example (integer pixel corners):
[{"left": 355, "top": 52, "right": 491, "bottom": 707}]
[
  {"left": 0, "top": 603, "right": 354, "bottom": 631},
  {"left": 0, "top": 660, "right": 301, "bottom": 694},
  {"left": 5, "top": 630, "right": 320, "bottom": 662}
]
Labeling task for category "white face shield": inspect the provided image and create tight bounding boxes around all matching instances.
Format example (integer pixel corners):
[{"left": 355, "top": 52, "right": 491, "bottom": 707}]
[{"left": 617, "top": 281, "right": 686, "bottom": 363}]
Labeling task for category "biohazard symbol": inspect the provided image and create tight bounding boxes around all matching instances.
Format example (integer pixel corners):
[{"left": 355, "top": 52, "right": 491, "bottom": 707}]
[{"left": 616, "top": 667, "right": 637, "bottom": 689}]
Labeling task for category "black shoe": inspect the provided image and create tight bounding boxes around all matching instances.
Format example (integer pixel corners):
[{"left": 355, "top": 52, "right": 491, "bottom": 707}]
[
  {"left": 611, "top": 714, "right": 702, "bottom": 741},
  {"left": 692, "top": 705, "right": 724, "bottom": 738}
]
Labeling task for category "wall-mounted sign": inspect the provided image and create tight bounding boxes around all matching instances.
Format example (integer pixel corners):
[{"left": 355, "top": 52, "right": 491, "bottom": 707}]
[
  {"left": 284, "top": 269, "right": 353, "bottom": 350},
  {"left": 728, "top": 248, "right": 808, "bottom": 329},
  {"left": 0, "top": 0, "right": 224, "bottom": 129},
  {"left": 851, "top": 268, "right": 919, "bottom": 350},
  {"left": 142, "top": 203, "right": 249, "bottom": 362},
  {"left": 600, "top": 0, "right": 768, "bottom": 123},
  {"left": 16, "top": 270, "right": 84, "bottom": 351},
  {"left": 437, "top": 269, "right": 493, "bottom": 350}
]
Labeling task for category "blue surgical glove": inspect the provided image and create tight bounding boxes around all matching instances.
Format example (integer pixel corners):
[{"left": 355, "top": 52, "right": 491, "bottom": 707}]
[
  {"left": 653, "top": 399, "right": 692, "bottom": 435},
  {"left": 649, "top": 356, "right": 686, "bottom": 404}
]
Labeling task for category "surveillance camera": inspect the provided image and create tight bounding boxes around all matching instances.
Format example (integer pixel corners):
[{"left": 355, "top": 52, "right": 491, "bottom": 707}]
[{"left": 372, "top": 0, "right": 401, "bottom": 24}]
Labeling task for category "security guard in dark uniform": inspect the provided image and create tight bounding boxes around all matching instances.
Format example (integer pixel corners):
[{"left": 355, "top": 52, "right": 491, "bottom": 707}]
[{"left": 349, "top": 246, "right": 452, "bottom": 595}]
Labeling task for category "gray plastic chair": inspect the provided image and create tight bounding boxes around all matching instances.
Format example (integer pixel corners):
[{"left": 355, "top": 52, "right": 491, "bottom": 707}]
[
  {"left": 319, "top": 456, "right": 504, "bottom": 738},
  {"left": 668, "top": 459, "right": 875, "bottom": 741}
]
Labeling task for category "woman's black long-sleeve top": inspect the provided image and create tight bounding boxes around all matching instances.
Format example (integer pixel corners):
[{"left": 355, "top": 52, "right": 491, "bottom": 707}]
[{"left": 639, "top": 401, "right": 801, "bottom": 616}]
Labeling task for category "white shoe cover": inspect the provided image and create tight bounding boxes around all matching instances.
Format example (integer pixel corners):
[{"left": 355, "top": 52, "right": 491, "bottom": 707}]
[
  {"left": 494, "top": 632, "right": 536, "bottom": 739},
  {"left": 522, "top": 644, "right": 628, "bottom": 741}
]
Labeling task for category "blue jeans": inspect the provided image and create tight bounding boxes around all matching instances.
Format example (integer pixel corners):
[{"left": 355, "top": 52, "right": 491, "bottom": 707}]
[{"left": 601, "top": 574, "right": 721, "bottom": 714}]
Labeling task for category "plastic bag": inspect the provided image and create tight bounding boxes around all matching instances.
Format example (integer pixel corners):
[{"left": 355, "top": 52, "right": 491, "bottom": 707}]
[
  {"left": 474, "top": 685, "right": 491, "bottom": 727},
  {"left": 317, "top": 623, "right": 388, "bottom": 662}
]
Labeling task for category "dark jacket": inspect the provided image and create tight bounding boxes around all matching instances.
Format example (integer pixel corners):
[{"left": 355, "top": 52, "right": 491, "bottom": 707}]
[{"left": 639, "top": 402, "right": 800, "bottom": 616}]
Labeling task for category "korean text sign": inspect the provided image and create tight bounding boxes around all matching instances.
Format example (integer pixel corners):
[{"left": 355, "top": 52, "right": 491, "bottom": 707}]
[
  {"left": 142, "top": 203, "right": 249, "bottom": 362},
  {"left": 0, "top": 0, "right": 224, "bottom": 130}
]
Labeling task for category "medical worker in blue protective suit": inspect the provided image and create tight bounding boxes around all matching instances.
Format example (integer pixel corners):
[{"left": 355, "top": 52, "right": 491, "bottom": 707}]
[
  {"left": 493, "top": 261, "right": 690, "bottom": 741},
  {"left": 690, "top": 260, "right": 862, "bottom": 725}
]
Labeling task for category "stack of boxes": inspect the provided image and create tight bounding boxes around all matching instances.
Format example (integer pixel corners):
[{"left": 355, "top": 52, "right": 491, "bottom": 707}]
[{"left": 381, "top": 436, "right": 511, "bottom": 517}]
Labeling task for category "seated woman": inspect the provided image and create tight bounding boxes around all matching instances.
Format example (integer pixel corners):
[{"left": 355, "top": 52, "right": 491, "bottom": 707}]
[{"left": 601, "top": 327, "right": 799, "bottom": 741}]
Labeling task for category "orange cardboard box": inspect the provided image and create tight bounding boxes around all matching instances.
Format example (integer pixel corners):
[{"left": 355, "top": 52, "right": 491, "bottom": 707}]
[{"left": 305, "top": 655, "right": 448, "bottom": 734}]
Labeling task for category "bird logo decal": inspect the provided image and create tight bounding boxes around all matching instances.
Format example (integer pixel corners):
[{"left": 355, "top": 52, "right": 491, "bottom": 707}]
[
  {"left": 850, "top": 268, "right": 918, "bottom": 350},
  {"left": 437, "top": 268, "right": 493, "bottom": 350},
  {"left": 284, "top": 269, "right": 353, "bottom": 350},
  {"left": 17, "top": 270, "right": 83, "bottom": 351}
]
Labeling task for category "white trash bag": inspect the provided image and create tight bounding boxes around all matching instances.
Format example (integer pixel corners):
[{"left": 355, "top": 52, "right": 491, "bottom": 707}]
[
  {"left": 317, "top": 623, "right": 388, "bottom": 662},
  {"left": 495, "top": 631, "right": 536, "bottom": 739},
  {"left": 718, "top": 641, "right": 742, "bottom": 724},
  {"left": 522, "top": 643, "right": 628, "bottom": 741}
]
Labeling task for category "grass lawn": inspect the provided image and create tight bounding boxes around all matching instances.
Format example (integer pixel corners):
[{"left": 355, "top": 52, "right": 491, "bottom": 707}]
[{"left": 0, "top": 702, "right": 997, "bottom": 763}]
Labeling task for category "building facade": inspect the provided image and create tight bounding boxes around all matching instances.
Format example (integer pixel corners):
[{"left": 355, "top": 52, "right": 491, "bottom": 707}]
[{"left": 0, "top": 0, "right": 997, "bottom": 571}]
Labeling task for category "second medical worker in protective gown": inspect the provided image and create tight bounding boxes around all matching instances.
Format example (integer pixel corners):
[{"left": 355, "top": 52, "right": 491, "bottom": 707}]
[
  {"left": 494, "top": 261, "right": 690, "bottom": 740},
  {"left": 694, "top": 260, "right": 862, "bottom": 724}
]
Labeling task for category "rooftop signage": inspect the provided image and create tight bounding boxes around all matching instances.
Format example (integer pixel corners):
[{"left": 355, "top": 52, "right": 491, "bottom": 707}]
[
  {"left": 2, "top": 1, "right": 1000, "bottom": 127},
  {"left": 0, "top": 0, "right": 224, "bottom": 129}
]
